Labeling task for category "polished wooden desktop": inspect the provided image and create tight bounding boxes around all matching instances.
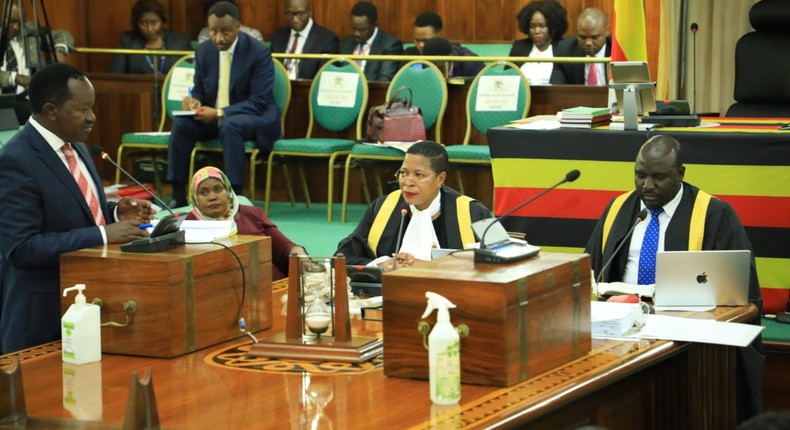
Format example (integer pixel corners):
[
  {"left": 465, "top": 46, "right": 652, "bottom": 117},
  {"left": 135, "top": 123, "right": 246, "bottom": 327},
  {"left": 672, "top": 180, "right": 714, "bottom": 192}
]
[{"left": 1, "top": 279, "right": 756, "bottom": 430}]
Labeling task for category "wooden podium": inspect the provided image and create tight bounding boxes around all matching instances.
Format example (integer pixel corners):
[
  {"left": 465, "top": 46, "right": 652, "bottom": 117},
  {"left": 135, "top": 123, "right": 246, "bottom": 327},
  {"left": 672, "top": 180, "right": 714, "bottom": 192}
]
[
  {"left": 59, "top": 235, "right": 273, "bottom": 358},
  {"left": 383, "top": 252, "right": 591, "bottom": 387}
]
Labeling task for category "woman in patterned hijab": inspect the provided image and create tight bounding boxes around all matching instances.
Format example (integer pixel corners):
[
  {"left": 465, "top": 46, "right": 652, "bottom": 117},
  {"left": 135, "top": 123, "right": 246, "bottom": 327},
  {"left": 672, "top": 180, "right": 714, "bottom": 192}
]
[{"left": 186, "top": 166, "right": 306, "bottom": 280}]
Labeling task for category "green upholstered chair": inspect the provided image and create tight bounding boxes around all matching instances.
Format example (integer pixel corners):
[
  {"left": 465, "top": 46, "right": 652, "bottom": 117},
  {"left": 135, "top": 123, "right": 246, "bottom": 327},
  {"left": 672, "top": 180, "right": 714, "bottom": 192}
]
[
  {"left": 264, "top": 59, "right": 369, "bottom": 222},
  {"left": 188, "top": 58, "right": 294, "bottom": 205},
  {"left": 340, "top": 60, "right": 448, "bottom": 223},
  {"left": 116, "top": 54, "right": 195, "bottom": 193},
  {"left": 445, "top": 61, "right": 530, "bottom": 194}
]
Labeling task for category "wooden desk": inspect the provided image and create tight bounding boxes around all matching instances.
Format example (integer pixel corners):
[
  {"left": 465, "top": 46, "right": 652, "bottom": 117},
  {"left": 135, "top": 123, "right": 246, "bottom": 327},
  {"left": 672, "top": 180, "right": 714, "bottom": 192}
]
[
  {"left": 761, "top": 318, "right": 790, "bottom": 411},
  {"left": 1, "top": 281, "right": 756, "bottom": 429}
]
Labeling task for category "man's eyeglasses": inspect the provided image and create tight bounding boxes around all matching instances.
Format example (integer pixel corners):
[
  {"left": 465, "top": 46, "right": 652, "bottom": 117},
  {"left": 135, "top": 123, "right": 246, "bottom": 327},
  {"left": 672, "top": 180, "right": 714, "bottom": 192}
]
[
  {"left": 286, "top": 11, "right": 308, "bottom": 19},
  {"left": 394, "top": 169, "right": 436, "bottom": 182}
]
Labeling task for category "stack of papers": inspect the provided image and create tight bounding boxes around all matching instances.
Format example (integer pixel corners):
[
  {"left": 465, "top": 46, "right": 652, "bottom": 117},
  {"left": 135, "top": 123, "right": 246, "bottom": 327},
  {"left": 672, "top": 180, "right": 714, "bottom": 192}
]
[
  {"left": 591, "top": 301, "right": 644, "bottom": 336},
  {"left": 179, "top": 220, "right": 237, "bottom": 243}
]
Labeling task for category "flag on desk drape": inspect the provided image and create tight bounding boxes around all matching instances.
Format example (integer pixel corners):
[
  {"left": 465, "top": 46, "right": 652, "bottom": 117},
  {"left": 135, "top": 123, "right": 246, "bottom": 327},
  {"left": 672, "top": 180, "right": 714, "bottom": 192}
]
[{"left": 611, "top": 0, "right": 648, "bottom": 62}]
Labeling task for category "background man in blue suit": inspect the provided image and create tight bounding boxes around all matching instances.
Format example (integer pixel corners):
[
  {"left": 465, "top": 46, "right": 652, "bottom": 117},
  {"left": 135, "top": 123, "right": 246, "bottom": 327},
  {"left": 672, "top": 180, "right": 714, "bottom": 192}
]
[
  {"left": 0, "top": 63, "right": 153, "bottom": 353},
  {"left": 167, "top": 1, "right": 280, "bottom": 207}
]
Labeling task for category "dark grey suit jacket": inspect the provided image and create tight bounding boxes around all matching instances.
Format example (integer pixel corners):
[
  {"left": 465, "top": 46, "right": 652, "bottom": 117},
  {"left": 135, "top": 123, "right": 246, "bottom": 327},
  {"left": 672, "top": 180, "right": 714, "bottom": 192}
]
[
  {"left": 339, "top": 29, "right": 403, "bottom": 82},
  {"left": 550, "top": 35, "right": 612, "bottom": 85},
  {"left": 270, "top": 23, "right": 339, "bottom": 79}
]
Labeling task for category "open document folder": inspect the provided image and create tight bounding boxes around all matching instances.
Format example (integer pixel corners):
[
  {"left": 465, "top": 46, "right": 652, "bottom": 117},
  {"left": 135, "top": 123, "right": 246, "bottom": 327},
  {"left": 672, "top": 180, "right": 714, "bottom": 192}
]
[{"left": 591, "top": 301, "right": 763, "bottom": 347}]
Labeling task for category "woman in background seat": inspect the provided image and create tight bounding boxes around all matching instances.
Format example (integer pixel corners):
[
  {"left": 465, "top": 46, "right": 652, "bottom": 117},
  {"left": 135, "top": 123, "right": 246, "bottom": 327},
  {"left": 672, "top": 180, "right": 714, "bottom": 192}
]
[
  {"left": 109, "top": 0, "right": 192, "bottom": 75},
  {"left": 187, "top": 166, "right": 306, "bottom": 280},
  {"left": 508, "top": 0, "right": 568, "bottom": 85}
]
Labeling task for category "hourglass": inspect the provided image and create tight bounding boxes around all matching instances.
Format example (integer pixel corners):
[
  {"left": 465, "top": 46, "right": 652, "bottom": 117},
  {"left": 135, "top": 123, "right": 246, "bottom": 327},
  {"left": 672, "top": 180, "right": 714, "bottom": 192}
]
[{"left": 248, "top": 254, "right": 383, "bottom": 363}]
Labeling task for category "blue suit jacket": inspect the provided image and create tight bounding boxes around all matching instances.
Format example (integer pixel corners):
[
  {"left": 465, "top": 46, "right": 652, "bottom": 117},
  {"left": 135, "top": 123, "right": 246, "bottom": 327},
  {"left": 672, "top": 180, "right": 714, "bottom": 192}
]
[
  {"left": 193, "top": 32, "right": 280, "bottom": 150},
  {"left": 0, "top": 122, "right": 111, "bottom": 352}
]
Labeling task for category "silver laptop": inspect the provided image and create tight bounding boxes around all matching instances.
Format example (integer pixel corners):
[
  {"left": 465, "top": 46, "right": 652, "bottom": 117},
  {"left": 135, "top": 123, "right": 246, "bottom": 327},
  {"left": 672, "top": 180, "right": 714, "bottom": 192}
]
[{"left": 653, "top": 250, "right": 751, "bottom": 310}]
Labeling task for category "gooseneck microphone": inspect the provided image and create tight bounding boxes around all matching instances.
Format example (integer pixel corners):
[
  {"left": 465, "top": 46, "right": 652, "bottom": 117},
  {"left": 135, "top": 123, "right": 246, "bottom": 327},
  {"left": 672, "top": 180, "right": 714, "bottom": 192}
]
[
  {"left": 90, "top": 145, "right": 175, "bottom": 218},
  {"left": 479, "top": 169, "right": 580, "bottom": 250},
  {"left": 391, "top": 208, "right": 408, "bottom": 271},
  {"left": 690, "top": 22, "right": 699, "bottom": 115},
  {"left": 473, "top": 169, "right": 580, "bottom": 264},
  {"left": 595, "top": 208, "right": 649, "bottom": 284}
]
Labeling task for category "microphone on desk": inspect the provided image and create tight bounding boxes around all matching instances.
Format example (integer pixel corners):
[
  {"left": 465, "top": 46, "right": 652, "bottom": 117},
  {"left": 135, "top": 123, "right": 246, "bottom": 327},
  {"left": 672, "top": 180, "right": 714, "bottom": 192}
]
[
  {"left": 474, "top": 169, "right": 580, "bottom": 264},
  {"left": 595, "top": 208, "right": 649, "bottom": 285},
  {"left": 91, "top": 145, "right": 185, "bottom": 253},
  {"left": 90, "top": 145, "right": 175, "bottom": 218},
  {"left": 391, "top": 208, "right": 408, "bottom": 271},
  {"left": 690, "top": 22, "right": 699, "bottom": 115}
]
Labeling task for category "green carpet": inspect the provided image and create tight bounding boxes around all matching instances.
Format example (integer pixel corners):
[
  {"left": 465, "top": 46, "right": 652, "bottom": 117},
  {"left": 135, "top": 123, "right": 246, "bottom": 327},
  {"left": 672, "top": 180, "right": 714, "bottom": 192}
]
[{"left": 258, "top": 201, "right": 367, "bottom": 257}]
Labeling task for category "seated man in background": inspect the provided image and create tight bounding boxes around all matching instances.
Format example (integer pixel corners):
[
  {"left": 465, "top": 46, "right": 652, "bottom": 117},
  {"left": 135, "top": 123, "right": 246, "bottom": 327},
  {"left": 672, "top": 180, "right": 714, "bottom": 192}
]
[
  {"left": 339, "top": 1, "right": 402, "bottom": 82},
  {"left": 270, "top": 0, "right": 339, "bottom": 80},
  {"left": 187, "top": 166, "right": 306, "bottom": 280},
  {"left": 402, "top": 12, "right": 483, "bottom": 78},
  {"left": 337, "top": 141, "right": 490, "bottom": 269},
  {"left": 550, "top": 7, "right": 610, "bottom": 85},
  {"left": 585, "top": 135, "right": 763, "bottom": 422},
  {"left": 167, "top": 1, "right": 279, "bottom": 207},
  {"left": 0, "top": 4, "right": 75, "bottom": 123},
  {"left": 197, "top": 0, "right": 263, "bottom": 44}
]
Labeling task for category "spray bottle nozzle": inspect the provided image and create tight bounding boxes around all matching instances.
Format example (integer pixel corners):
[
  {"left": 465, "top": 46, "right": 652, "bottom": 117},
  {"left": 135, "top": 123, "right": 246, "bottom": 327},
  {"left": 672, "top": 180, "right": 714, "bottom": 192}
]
[
  {"left": 422, "top": 291, "right": 456, "bottom": 322},
  {"left": 62, "top": 284, "right": 87, "bottom": 305}
]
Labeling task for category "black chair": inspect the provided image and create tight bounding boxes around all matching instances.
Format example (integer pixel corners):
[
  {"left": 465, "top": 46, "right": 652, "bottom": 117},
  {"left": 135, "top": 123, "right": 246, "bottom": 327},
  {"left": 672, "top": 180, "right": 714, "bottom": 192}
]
[{"left": 726, "top": 0, "right": 790, "bottom": 117}]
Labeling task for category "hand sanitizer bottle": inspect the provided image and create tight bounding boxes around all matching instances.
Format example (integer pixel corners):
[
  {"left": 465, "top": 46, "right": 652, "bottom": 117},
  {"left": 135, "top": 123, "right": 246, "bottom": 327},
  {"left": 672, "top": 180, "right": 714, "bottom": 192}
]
[
  {"left": 422, "top": 292, "right": 461, "bottom": 405},
  {"left": 61, "top": 284, "right": 101, "bottom": 364}
]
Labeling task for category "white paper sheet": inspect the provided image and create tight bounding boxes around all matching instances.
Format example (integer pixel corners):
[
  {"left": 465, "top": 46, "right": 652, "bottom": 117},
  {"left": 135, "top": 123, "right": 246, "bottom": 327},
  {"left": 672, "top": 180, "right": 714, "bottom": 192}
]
[
  {"left": 475, "top": 75, "right": 520, "bottom": 111},
  {"left": 511, "top": 120, "right": 561, "bottom": 130},
  {"left": 626, "top": 314, "right": 763, "bottom": 347},
  {"left": 167, "top": 68, "right": 195, "bottom": 101},
  {"left": 316, "top": 72, "right": 359, "bottom": 108}
]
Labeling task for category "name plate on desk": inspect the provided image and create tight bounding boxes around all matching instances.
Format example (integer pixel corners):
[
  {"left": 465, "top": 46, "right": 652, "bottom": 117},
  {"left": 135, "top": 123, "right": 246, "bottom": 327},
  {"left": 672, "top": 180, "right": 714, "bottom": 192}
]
[
  {"left": 60, "top": 235, "right": 273, "bottom": 358},
  {"left": 382, "top": 252, "right": 591, "bottom": 387}
]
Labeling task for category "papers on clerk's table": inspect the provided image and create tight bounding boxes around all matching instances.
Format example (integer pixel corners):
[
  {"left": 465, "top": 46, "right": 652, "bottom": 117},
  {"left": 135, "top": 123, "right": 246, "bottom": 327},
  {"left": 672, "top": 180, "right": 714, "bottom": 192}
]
[
  {"left": 591, "top": 300, "right": 764, "bottom": 347},
  {"left": 591, "top": 301, "right": 645, "bottom": 337},
  {"left": 596, "top": 282, "right": 655, "bottom": 298},
  {"left": 507, "top": 114, "right": 561, "bottom": 130},
  {"left": 178, "top": 220, "right": 237, "bottom": 243}
]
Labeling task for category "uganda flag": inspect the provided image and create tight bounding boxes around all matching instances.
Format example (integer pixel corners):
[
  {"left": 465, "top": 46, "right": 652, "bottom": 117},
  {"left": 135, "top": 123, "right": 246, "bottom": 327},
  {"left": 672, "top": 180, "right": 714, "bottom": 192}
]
[
  {"left": 488, "top": 122, "right": 790, "bottom": 294},
  {"left": 611, "top": 0, "right": 648, "bottom": 62}
]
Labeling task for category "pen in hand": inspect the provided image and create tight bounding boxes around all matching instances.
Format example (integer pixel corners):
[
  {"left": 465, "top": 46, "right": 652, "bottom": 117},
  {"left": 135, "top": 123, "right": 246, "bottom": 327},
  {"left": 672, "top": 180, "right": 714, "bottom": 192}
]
[
  {"left": 138, "top": 223, "right": 153, "bottom": 229},
  {"left": 187, "top": 86, "right": 194, "bottom": 110}
]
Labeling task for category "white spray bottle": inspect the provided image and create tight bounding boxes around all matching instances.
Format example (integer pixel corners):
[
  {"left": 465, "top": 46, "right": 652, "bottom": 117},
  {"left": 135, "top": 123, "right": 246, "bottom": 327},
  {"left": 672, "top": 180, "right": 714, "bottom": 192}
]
[
  {"left": 422, "top": 291, "right": 461, "bottom": 405},
  {"left": 61, "top": 284, "right": 102, "bottom": 364}
]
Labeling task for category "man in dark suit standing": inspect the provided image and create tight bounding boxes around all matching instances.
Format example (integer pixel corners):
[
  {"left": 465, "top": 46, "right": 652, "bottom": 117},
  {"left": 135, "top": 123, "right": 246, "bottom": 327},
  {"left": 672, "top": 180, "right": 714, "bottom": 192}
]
[
  {"left": 167, "top": 1, "right": 279, "bottom": 207},
  {"left": 550, "top": 7, "right": 611, "bottom": 85},
  {"left": 0, "top": 63, "right": 152, "bottom": 353},
  {"left": 339, "top": 1, "right": 403, "bottom": 82},
  {"left": 270, "top": 0, "right": 339, "bottom": 80}
]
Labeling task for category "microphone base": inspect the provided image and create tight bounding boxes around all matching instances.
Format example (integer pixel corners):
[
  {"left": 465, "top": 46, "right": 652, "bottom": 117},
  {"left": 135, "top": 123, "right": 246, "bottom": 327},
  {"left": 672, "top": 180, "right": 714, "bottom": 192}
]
[
  {"left": 121, "top": 230, "right": 186, "bottom": 253},
  {"left": 473, "top": 243, "right": 541, "bottom": 264},
  {"left": 642, "top": 114, "right": 700, "bottom": 127}
]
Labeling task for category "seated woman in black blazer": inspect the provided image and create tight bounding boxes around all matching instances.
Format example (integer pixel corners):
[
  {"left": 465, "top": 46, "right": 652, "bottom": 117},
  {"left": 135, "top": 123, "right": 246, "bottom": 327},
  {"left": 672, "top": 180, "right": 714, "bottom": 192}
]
[
  {"left": 508, "top": 0, "right": 568, "bottom": 85},
  {"left": 109, "top": 0, "right": 192, "bottom": 75}
]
